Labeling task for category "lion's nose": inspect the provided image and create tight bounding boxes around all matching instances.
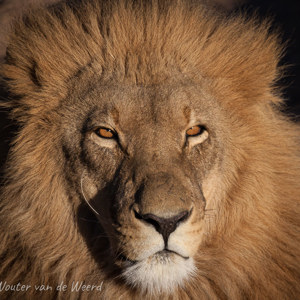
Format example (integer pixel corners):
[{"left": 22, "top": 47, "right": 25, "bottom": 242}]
[{"left": 134, "top": 210, "right": 191, "bottom": 245}]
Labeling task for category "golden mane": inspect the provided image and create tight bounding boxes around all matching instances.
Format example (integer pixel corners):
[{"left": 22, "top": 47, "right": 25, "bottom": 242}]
[{"left": 0, "top": 0, "right": 299, "bottom": 299}]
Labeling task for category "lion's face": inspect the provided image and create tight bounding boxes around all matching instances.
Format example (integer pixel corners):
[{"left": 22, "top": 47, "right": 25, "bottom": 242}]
[{"left": 61, "top": 76, "right": 227, "bottom": 294}]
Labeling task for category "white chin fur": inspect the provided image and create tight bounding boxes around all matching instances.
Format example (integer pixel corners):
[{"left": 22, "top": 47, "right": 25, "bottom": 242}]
[{"left": 122, "top": 253, "right": 196, "bottom": 295}]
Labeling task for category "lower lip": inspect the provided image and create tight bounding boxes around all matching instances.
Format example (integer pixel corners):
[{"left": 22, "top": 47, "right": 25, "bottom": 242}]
[
  {"left": 117, "top": 250, "right": 189, "bottom": 267},
  {"left": 157, "top": 249, "right": 189, "bottom": 260}
]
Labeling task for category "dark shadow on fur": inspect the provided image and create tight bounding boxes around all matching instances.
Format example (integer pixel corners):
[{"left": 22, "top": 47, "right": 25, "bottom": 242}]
[
  {"left": 76, "top": 186, "right": 126, "bottom": 285},
  {"left": 0, "top": 78, "right": 18, "bottom": 186}
]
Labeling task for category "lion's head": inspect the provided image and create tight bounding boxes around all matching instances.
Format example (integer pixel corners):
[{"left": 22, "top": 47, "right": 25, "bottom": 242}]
[
  {"left": 65, "top": 79, "right": 222, "bottom": 294},
  {"left": 0, "top": 0, "right": 299, "bottom": 299}
]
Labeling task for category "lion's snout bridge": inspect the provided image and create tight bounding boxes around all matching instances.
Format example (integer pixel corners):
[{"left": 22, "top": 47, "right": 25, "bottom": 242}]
[{"left": 127, "top": 171, "right": 195, "bottom": 244}]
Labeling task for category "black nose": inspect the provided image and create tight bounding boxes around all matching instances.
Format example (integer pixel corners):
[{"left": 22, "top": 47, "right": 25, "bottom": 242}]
[{"left": 134, "top": 210, "right": 191, "bottom": 245}]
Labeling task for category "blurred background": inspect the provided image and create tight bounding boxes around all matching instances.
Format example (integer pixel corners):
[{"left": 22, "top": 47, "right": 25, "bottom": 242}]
[{"left": 0, "top": 0, "right": 299, "bottom": 177}]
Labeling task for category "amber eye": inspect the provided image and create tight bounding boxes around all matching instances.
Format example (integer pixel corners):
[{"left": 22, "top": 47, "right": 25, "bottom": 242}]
[
  {"left": 95, "top": 127, "right": 116, "bottom": 139},
  {"left": 186, "top": 125, "right": 204, "bottom": 137}
]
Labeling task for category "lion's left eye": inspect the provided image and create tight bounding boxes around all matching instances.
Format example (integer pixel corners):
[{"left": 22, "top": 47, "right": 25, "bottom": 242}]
[
  {"left": 186, "top": 125, "right": 205, "bottom": 137},
  {"left": 94, "top": 127, "right": 117, "bottom": 139}
]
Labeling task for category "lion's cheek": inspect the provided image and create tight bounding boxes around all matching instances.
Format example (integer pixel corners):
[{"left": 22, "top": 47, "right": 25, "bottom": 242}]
[{"left": 202, "top": 167, "right": 226, "bottom": 207}]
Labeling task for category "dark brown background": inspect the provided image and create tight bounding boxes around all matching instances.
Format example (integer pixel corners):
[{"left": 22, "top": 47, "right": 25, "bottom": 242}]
[{"left": 0, "top": 0, "right": 299, "bottom": 180}]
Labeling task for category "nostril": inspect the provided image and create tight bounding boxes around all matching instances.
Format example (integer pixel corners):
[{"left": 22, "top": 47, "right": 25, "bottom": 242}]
[
  {"left": 133, "top": 209, "right": 191, "bottom": 245},
  {"left": 133, "top": 209, "right": 142, "bottom": 219},
  {"left": 133, "top": 209, "right": 161, "bottom": 232},
  {"left": 179, "top": 207, "right": 193, "bottom": 223}
]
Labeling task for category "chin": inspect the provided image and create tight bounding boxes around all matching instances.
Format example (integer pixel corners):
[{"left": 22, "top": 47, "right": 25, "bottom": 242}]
[{"left": 120, "top": 251, "right": 196, "bottom": 295}]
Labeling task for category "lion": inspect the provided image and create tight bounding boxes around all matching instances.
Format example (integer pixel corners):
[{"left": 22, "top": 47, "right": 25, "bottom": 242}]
[{"left": 0, "top": 0, "right": 299, "bottom": 299}]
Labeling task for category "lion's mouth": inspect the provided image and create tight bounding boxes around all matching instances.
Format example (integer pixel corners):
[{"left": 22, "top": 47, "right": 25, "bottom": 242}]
[
  {"left": 155, "top": 249, "right": 189, "bottom": 260},
  {"left": 117, "top": 249, "right": 189, "bottom": 267},
  {"left": 119, "top": 248, "right": 196, "bottom": 293}
]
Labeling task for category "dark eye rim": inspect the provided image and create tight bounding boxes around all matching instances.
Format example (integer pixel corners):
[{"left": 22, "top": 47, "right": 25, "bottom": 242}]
[
  {"left": 94, "top": 126, "right": 117, "bottom": 139},
  {"left": 186, "top": 125, "right": 206, "bottom": 138}
]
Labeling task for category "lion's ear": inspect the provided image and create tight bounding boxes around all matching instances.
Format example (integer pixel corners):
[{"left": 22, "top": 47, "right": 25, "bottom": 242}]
[{"left": 1, "top": 6, "right": 100, "bottom": 120}]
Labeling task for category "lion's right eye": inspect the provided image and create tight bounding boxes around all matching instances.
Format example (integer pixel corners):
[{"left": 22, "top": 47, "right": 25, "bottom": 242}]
[
  {"left": 186, "top": 125, "right": 205, "bottom": 137},
  {"left": 185, "top": 124, "right": 209, "bottom": 147},
  {"left": 94, "top": 127, "right": 117, "bottom": 139}
]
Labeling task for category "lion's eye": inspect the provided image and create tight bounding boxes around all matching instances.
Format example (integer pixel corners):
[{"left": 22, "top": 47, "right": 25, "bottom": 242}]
[
  {"left": 186, "top": 125, "right": 204, "bottom": 137},
  {"left": 95, "top": 127, "right": 116, "bottom": 139}
]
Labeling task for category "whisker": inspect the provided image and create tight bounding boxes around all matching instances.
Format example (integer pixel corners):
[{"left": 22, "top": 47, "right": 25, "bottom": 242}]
[{"left": 81, "top": 172, "right": 100, "bottom": 216}]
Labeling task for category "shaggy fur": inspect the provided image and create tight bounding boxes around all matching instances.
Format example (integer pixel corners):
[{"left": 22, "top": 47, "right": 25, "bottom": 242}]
[{"left": 0, "top": 0, "right": 299, "bottom": 299}]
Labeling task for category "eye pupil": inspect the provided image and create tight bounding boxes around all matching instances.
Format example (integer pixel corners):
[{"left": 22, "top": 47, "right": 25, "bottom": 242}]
[
  {"left": 186, "top": 125, "right": 203, "bottom": 137},
  {"left": 96, "top": 127, "right": 115, "bottom": 139}
]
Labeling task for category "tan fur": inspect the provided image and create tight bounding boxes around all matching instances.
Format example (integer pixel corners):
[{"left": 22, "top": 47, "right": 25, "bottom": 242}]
[{"left": 0, "top": 0, "right": 299, "bottom": 299}]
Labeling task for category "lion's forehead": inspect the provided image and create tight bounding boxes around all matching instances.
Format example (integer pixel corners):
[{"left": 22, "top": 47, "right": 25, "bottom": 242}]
[{"left": 81, "top": 81, "right": 217, "bottom": 131}]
